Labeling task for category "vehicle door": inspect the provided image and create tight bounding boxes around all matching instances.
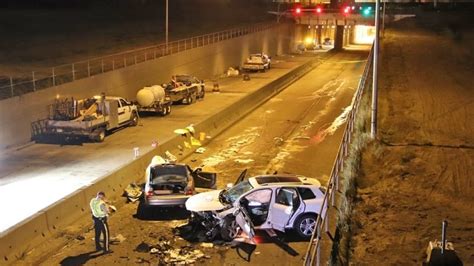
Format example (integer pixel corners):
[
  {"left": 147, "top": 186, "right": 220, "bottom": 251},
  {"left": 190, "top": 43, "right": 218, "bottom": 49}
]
[
  {"left": 234, "top": 207, "right": 256, "bottom": 240},
  {"left": 191, "top": 168, "right": 217, "bottom": 189},
  {"left": 270, "top": 187, "right": 304, "bottom": 231},
  {"left": 234, "top": 169, "right": 247, "bottom": 185},
  {"left": 117, "top": 98, "right": 131, "bottom": 124},
  {"left": 239, "top": 189, "right": 272, "bottom": 227}
]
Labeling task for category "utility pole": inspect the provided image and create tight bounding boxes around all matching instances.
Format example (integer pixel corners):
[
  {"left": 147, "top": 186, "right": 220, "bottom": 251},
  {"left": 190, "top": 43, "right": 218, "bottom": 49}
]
[
  {"left": 382, "top": 0, "right": 386, "bottom": 37},
  {"left": 166, "top": 0, "right": 169, "bottom": 52},
  {"left": 371, "top": 0, "right": 380, "bottom": 139}
]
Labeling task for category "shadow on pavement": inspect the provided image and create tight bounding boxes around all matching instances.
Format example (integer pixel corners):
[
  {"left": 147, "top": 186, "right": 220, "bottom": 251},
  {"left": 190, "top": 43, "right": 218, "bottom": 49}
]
[
  {"left": 59, "top": 250, "right": 104, "bottom": 265},
  {"left": 134, "top": 204, "right": 190, "bottom": 221}
]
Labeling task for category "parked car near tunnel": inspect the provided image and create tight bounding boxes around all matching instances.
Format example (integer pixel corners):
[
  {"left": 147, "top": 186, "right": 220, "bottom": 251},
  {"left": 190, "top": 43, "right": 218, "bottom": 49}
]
[
  {"left": 137, "top": 156, "right": 216, "bottom": 218},
  {"left": 185, "top": 171, "right": 326, "bottom": 241}
]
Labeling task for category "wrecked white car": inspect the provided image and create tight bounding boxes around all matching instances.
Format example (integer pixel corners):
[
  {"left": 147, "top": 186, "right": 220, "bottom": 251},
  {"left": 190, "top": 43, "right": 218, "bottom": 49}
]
[
  {"left": 138, "top": 156, "right": 216, "bottom": 218},
  {"left": 185, "top": 171, "right": 326, "bottom": 241}
]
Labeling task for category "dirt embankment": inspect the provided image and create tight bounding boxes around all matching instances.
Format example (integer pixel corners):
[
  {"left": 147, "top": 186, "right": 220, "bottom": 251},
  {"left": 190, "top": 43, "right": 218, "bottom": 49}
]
[{"left": 350, "top": 10, "right": 474, "bottom": 265}]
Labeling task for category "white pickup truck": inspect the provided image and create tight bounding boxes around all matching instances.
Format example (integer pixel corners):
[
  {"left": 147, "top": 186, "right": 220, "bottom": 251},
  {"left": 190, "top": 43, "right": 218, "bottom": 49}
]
[
  {"left": 39, "top": 95, "right": 139, "bottom": 142},
  {"left": 242, "top": 53, "right": 271, "bottom": 72}
]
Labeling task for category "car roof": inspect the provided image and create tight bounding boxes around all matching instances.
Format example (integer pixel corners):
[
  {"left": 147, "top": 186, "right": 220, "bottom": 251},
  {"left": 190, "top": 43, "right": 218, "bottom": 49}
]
[
  {"left": 151, "top": 163, "right": 187, "bottom": 168},
  {"left": 248, "top": 175, "right": 321, "bottom": 188}
]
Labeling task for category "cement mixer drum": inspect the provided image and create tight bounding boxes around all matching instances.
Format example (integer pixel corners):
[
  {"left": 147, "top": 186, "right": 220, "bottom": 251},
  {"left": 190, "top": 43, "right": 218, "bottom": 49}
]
[{"left": 136, "top": 85, "right": 165, "bottom": 107}]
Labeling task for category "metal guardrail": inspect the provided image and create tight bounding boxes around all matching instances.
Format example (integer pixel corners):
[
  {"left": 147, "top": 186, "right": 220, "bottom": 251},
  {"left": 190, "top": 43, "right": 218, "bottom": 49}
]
[
  {"left": 304, "top": 43, "right": 374, "bottom": 266},
  {"left": 0, "top": 22, "right": 277, "bottom": 100}
]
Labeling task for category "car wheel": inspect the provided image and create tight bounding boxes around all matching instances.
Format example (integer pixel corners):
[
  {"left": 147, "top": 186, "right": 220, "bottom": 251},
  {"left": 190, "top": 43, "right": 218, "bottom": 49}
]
[
  {"left": 161, "top": 106, "right": 168, "bottom": 116},
  {"left": 166, "top": 105, "right": 171, "bottom": 115},
  {"left": 200, "top": 88, "right": 205, "bottom": 99},
  {"left": 186, "top": 95, "right": 193, "bottom": 105},
  {"left": 220, "top": 215, "right": 240, "bottom": 241},
  {"left": 294, "top": 213, "right": 317, "bottom": 239},
  {"left": 130, "top": 112, "right": 138, "bottom": 126},
  {"left": 92, "top": 128, "right": 106, "bottom": 143}
]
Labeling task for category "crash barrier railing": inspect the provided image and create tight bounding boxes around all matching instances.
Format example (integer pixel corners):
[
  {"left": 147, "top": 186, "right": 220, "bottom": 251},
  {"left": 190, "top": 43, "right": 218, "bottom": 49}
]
[
  {"left": 303, "top": 44, "right": 374, "bottom": 266},
  {"left": 0, "top": 52, "right": 331, "bottom": 264},
  {"left": 0, "top": 22, "right": 277, "bottom": 100}
]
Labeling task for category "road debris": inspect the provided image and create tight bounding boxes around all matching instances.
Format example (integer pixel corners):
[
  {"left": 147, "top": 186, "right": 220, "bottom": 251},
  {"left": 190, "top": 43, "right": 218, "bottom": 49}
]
[
  {"left": 234, "top": 158, "right": 254, "bottom": 164},
  {"left": 227, "top": 67, "right": 239, "bottom": 77},
  {"left": 110, "top": 234, "right": 126, "bottom": 244},
  {"left": 195, "top": 147, "right": 206, "bottom": 154},
  {"left": 124, "top": 183, "right": 142, "bottom": 203},
  {"left": 135, "top": 242, "right": 151, "bottom": 253},
  {"left": 165, "top": 150, "right": 177, "bottom": 162},
  {"left": 200, "top": 243, "right": 214, "bottom": 248}
]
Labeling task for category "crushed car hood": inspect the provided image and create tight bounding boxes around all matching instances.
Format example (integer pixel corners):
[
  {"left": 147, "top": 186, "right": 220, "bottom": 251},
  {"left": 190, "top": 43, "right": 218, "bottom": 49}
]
[{"left": 185, "top": 189, "right": 227, "bottom": 212}]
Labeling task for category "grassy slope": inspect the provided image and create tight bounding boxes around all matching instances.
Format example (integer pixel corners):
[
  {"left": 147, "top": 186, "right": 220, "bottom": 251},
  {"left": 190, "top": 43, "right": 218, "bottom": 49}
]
[{"left": 350, "top": 9, "right": 474, "bottom": 265}]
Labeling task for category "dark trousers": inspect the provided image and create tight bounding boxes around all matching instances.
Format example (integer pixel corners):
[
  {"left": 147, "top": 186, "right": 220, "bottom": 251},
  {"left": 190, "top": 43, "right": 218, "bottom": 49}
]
[{"left": 93, "top": 216, "right": 109, "bottom": 251}]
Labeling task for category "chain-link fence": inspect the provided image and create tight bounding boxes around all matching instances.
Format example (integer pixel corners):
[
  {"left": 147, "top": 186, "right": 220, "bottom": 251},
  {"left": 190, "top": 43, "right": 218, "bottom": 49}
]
[
  {"left": 0, "top": 22, "right": 276, "bottom": 100},
  {"left": 303, "top": 44, "right": 374, "bottom": 266}
]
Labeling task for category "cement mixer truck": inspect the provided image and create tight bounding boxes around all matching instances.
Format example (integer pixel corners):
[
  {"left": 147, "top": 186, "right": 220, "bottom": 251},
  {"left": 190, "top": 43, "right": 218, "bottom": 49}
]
[{"left": 135, "top": 85, "right": 172, "bottom": 116}]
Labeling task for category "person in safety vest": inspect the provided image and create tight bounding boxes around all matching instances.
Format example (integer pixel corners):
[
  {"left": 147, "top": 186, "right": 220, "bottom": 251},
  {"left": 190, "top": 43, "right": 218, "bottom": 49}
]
[{"left": 90, "top": 191, "right": 111, "bottom": 253}]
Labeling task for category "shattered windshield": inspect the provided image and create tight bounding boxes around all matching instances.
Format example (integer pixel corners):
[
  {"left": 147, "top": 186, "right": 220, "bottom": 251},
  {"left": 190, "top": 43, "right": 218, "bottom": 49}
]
[
  {"left": 150, "top": 165, "right": 188, "bottom": 184},
  {"left": 221, "top": 180, "right": 254, "bottom": 203}
]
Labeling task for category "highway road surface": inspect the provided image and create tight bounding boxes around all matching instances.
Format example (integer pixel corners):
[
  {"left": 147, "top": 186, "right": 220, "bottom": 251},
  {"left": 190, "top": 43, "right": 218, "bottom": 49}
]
[{"left": 22, "top": 45, "right": 371, "bottom": 265}]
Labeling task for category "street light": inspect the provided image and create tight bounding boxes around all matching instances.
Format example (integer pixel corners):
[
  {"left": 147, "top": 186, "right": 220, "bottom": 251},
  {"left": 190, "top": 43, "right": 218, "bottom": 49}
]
[{"left": 166, "top": 0, "right": 169, "bottom": 52}]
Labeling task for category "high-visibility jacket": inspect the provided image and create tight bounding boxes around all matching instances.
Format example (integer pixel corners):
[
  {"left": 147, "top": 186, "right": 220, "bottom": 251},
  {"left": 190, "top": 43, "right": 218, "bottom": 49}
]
[{"left": 90, "top": 198, "right": 107, "bottom": 218}]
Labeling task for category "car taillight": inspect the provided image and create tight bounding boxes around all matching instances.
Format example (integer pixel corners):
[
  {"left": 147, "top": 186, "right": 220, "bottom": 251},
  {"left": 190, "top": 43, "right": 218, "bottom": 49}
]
[{"left": 146, "top": 189, "right": 154, "bottom": 197}]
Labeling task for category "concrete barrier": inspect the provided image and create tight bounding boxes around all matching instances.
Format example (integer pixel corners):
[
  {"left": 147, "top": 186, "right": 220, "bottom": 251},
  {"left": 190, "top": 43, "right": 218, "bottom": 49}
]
[{"left": 0, "top": 51, "right": 332, "bottom": 264}]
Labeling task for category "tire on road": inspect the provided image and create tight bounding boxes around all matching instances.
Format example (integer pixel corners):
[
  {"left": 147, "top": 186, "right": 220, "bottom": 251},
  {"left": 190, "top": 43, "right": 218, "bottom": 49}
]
[
  {"left": 91, "top": 128, "right": 106, "bottom": 143},
  {"left": 294, "top": 213, "right": 317, "bottom": 239},
  {"left": 129, "top": 112, "right": 139, "bottom": 126}
]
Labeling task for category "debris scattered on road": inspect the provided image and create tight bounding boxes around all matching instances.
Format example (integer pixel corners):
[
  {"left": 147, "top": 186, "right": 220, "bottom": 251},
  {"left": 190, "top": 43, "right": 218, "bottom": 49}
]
[
  {"left": 111, "top": 234, "right": 126, "bottom": 244},
  {"left": 227, "top": 67, "right": 239, "bottom": 77},
  {"left": 124, "top": 183, "right": 142, "bottom": 203},
  {"left": 135, "top": 242, "right": 151, "bottom": 253},
  {"left": 165, "top": 150, "right": 177, "bottom": 162},
  {"left": 200, "top": 242, "right": 214, "bottom": 248},
  {"left": 190, "top": 136, "right": 201, "bottom": 146},
  {"left": 75, "top": 235, "right": 85, "bottom": 241},
  {"left": 274, "top": 137, "right": 284, "bottom": 146},
  {"left": 234, "top": 158, "right": 254, "bottom": 164},
  {"left": 195, "top": 147, "right": 206, "bottom": 154},
  {"left": 293, "top": 136, "right": 310, "bottom": 140}
]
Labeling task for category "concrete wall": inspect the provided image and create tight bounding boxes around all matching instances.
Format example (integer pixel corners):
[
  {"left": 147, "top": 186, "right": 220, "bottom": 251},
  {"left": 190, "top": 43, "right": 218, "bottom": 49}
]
[{"left": 0, "top": 23, "right": 295, "bottom": 150}]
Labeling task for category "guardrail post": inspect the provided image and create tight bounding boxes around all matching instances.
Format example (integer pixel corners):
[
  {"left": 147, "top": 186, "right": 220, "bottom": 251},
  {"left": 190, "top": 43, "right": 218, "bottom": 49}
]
[
  {"left": 154, "top": 49, "right": 157, "bottom": 59},
  {"left": 9, "top": 76, "right": 14, "bottom": 97},
  {"left": 145, "top": 52, "right": 148, "bottom": 61},
  {"left": 112, "top": 59, "right": 115, "bottom": 70},
  {"left": 87, "top": 61, "right": 91, "bottom": 77},
  {"left": 52, "top": 67, "right": 56, "bottom": 86},
  {"left": 184, "top": 39, "right": 187, "bottom": 50},
  {"left": 316, "top": 227, "right": 321, "bottom": 266},
  {"left": 32, "top": 71, "right": 36, "bottom": 91},
  {"left": 101, "top": 60, "right": 104, "bottom": 73},
  {"left": 72, "top": 64, "right": 76, "bottom": 81},
  {"left": 134, "top": 55, "right": 137, "bottom": 65}
]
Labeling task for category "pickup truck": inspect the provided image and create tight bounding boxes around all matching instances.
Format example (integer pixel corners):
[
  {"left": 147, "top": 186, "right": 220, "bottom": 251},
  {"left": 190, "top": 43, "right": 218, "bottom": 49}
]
[
  {"left": 165, "top": 75, "right": 205, "bottom": 105},
  {"left": 37, "top": 95, "right": 138, "bottom": 142},
  {"left": 242, "top": 53, "right": 271, "bottom": 72}
]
